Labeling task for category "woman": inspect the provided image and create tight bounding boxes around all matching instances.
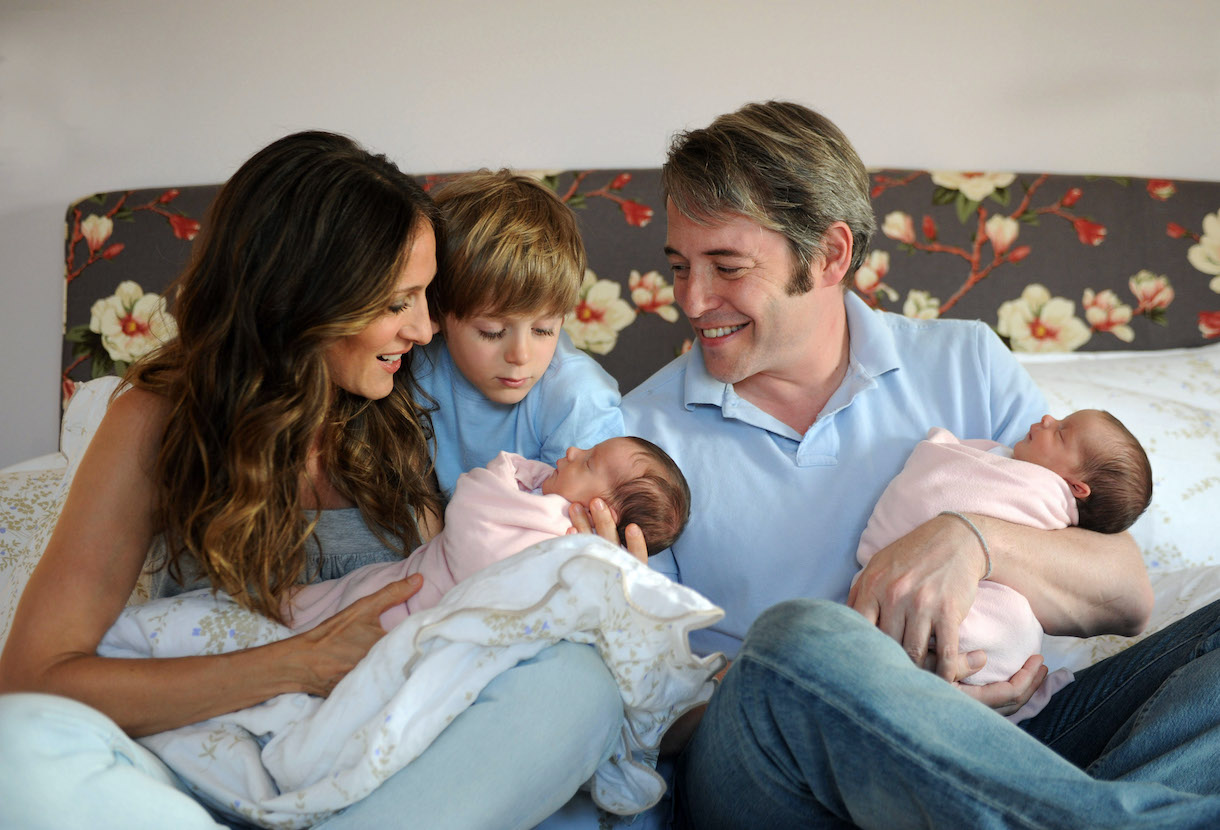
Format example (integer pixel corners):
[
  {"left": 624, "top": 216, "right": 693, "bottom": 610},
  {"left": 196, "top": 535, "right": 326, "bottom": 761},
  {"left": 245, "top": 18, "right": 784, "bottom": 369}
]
[{"left": 0, "top": 132, "right": 621, "bottom": 829}]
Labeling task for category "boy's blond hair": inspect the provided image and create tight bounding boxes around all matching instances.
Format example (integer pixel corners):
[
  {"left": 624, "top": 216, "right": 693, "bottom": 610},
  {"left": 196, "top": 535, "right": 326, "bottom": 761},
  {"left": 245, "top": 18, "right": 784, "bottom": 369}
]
[{"left": 431, "top": 170, "right": 586, "bottom": 320}]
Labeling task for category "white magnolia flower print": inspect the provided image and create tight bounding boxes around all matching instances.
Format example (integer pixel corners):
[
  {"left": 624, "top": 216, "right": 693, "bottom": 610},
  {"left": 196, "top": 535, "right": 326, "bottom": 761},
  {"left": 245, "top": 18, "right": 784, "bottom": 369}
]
[
  {"left": 512, "top": 168, "right": 566, "bottom": 182},
  {"left": 882, "top": 211, "right": 915, "bottom": 244},
  {"left": 89, "top": 280, "right": 177, "bottom": 363},
  {"left": 984, "top": 215, "right": 1020, "bottom": 255},
  {"left": 1128, "top": 270, "right": 1174, "bottom": 312},
  {"left": 629, "top": 270, "right": 679, "bottom": 322},
  {"left": 854, "top": 251, "right": 898, "bottom": 301},
  {"left": 931, "top": 171, "right": 1017, "bottom": 202},
  {"left": 1083, "top": 288, "right": 1135, "bottom": 343},
  {"left": 564, "top": 270, "right": 637, "bottom": 354},
  {"left": 996, "top": 283, "right": 1091, "bottom": 353},
  {"left": 1187, "top": 209, "right": 1220, "bottom": 293},
  {"left": 80, "top": 214, "right": 114, "bottom": 252},
  {"left": 903, "top": 289, "right": 941, "bottom": 320}
]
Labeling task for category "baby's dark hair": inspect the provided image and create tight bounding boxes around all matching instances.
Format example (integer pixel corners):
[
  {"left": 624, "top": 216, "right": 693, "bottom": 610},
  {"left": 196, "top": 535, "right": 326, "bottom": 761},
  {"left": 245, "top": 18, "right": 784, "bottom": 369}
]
[
  {"left": 605, "top": 437, "right": 691, "bottom": 556},
  {"left": 1075, "top": 411, "right": 1153, "bottom": 534}
]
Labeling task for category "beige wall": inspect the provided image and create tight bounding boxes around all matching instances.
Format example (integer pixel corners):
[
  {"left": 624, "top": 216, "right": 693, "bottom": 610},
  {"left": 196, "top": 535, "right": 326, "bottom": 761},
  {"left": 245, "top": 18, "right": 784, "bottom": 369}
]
[{"left": 3, "top": 0, "right": 1219, "bottom": 468}]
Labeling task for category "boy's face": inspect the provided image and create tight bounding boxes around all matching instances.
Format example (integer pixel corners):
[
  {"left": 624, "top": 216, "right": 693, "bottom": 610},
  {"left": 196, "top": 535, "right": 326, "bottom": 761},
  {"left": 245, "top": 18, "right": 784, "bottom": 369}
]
[
  {"left": 441, "top": 311, "right": 564, "bottom": 404},
  {"left": 1012, "top": 410, "right": 1106, "bottom": 487},
  {"left": 541, "top": 438, "right": 645, "bottom": 510}
]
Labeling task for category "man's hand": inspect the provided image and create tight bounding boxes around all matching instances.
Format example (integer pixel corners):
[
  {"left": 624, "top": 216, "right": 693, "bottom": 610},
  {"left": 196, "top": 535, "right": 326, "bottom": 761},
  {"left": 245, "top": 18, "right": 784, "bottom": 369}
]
[
  {"left": 955, "top": 655, "right": 1048, "bottom": 716},
  {"left": 849, "top": 513, "right": 989, "bottom": 681}
]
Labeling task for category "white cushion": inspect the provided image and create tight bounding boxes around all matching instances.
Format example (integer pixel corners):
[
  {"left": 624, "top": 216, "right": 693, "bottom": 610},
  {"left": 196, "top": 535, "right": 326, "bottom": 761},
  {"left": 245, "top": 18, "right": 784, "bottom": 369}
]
[{"left": 1018, "top": 342, "right": 1220, "bottom": 573}]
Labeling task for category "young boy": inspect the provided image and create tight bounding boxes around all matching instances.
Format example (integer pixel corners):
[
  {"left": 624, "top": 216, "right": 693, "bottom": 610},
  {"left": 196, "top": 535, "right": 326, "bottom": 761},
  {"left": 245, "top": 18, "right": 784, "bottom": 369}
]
[
  {"left": 415, "top": 170, "right": 625, "bottom": 497},
  {"left": 856, "top": 408, "right": 1152, "bottom": 721},
  {"left": 286, "top": 436, "right": 690, "bottom": 632}
]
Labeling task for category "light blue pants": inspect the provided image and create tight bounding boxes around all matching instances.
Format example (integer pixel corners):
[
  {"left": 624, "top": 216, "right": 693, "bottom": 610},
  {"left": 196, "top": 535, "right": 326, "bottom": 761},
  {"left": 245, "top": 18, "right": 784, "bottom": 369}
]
[
  {"left": 677, "top": 599, "right": 1220, "bottom": 829},
  {"left": 0, "top": 641, "right": 621, "bottom": 830}
]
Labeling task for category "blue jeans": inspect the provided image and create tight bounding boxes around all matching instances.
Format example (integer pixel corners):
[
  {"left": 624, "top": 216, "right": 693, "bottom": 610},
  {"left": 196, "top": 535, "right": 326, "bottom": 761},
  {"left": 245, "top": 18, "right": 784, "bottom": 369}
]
[
  {"left": 676, "top": 599, "right": 1220, "bottom": 829},
  {"left": 0, "top": 641, "right": 621, "bottom": 830}
]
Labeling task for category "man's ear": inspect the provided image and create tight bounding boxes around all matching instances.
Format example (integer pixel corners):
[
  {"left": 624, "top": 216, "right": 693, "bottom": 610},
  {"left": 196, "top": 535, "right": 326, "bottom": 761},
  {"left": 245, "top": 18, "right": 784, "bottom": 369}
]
[
  {"left": 818, "top": 221, "right": 854, "bottom": 288},
  {"left": 1065, "top": 476, "right": 1091, "bottom": 500}
]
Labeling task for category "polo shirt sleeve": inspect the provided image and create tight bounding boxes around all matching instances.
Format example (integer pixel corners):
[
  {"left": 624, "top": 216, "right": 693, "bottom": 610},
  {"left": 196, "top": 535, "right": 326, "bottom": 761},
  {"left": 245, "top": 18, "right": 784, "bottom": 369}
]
[
  {"left": 530, "top": 348, "right": 625, "bottom": 465},
  {"left": 976, "top": 325, "right": 1047, "bottom": 447}
]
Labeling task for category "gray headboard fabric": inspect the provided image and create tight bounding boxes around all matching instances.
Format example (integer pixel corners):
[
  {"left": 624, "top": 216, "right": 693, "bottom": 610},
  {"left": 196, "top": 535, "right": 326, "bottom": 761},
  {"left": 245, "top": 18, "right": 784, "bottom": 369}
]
[{"left": 61, "top": 168, "right": 1220, "bottom": 403}]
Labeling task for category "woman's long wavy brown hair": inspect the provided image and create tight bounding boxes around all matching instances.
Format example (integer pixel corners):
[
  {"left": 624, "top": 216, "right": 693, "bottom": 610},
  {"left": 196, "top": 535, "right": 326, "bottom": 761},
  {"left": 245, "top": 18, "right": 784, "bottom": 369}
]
[{"left": 128, "top": 131, "right": 444, "bottom": 624}]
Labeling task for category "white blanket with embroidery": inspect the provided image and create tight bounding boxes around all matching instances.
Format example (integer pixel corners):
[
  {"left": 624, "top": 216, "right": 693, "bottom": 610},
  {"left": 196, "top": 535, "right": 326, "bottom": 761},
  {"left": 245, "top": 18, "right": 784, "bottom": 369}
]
[{"left": 98, "top": 536, "right": 725, "bottom": 829}]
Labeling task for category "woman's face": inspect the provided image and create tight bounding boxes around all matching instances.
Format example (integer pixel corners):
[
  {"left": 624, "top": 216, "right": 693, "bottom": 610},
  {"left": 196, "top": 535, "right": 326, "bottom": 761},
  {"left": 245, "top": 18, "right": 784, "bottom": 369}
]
[{"left": 324, "top": 225, "right": 438, "bottom": 400}]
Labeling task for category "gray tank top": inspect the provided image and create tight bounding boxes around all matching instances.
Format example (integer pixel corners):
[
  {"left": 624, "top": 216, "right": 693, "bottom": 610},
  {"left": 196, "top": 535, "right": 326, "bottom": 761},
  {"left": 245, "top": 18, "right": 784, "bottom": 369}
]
[{"left": 147, "top": 508, "right": 403, "bottom": 599}]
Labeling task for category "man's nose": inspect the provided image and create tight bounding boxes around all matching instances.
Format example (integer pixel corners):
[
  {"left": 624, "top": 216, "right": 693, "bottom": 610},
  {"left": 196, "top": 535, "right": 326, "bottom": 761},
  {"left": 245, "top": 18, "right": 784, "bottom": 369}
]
[{"left": 675, "top": 271, "right": 714, "bottom": 318}]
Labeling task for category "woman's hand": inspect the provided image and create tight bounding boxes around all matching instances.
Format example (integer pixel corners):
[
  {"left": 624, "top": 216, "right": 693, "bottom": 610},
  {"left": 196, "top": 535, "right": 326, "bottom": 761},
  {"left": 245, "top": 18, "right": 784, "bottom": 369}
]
[
  {"left": 285, "top": 574, "right": 423, "bottom": 696},
  {"left": 567, "top": 498, "right": 648, "bottom": 563}
]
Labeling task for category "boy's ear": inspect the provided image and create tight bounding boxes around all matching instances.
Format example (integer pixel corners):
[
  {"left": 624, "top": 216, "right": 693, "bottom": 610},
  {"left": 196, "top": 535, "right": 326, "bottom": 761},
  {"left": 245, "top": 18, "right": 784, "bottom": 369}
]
[{"left": 1065, "top": 476, "right": 1091, "bottom": 500}]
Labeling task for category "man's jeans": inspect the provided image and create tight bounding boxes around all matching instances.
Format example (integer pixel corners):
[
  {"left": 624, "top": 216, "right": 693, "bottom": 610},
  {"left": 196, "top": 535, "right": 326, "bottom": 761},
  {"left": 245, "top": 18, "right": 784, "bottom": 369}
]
[{"left": 677, "top": 598, "right": 1220, "bottom": 829}]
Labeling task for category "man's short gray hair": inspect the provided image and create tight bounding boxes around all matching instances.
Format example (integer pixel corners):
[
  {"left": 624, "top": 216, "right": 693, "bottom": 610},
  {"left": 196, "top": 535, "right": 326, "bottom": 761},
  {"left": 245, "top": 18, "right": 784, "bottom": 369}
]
[{"left": 662, "top": 101, "right": 876, "bottom": 294}]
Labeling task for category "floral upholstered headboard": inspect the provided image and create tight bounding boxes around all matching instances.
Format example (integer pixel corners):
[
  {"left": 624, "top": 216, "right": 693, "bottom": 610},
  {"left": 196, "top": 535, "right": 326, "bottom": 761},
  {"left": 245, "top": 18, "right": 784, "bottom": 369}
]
[{"left": 61, "top": 168, "right": 1220, "bottom": 411}]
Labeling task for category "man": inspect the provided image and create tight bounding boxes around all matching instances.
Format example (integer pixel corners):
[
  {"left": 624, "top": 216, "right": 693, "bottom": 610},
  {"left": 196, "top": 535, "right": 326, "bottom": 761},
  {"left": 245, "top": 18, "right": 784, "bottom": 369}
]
[{"left": 581, "top": 101, "right": 1220, "bottom": 828}]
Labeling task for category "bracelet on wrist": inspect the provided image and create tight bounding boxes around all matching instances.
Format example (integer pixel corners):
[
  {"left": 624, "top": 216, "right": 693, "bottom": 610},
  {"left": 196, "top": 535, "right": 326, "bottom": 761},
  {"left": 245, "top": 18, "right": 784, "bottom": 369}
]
[{"left": 938, "top": 510, "right": 992, "bottom": 581}]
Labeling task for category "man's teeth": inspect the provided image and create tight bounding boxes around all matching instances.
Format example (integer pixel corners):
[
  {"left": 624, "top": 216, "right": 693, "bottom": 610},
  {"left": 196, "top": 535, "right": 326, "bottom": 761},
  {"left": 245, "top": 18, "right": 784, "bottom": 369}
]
[{"left": 701, "top": 324, "right": 745, "bottom": 339}]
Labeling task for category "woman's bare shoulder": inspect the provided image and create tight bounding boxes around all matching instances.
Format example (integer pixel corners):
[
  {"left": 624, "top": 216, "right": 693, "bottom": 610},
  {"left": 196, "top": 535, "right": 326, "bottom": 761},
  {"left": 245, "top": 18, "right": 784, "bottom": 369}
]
[{"left": 104, "top": 385, "right": 174, "bottom": 435}]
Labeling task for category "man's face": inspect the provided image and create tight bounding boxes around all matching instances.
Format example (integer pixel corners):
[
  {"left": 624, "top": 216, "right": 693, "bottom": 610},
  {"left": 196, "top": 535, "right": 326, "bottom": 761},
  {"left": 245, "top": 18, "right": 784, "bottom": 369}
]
[{"left": 664, "top": 204, "right": 829, "bottom": 385}]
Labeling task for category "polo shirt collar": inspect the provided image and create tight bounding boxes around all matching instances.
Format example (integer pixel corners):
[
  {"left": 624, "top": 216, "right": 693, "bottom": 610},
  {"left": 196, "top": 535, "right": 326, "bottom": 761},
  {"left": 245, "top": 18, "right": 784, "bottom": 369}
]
[{"left": 844, "top": 291, "right": 901, "bottom": 379}]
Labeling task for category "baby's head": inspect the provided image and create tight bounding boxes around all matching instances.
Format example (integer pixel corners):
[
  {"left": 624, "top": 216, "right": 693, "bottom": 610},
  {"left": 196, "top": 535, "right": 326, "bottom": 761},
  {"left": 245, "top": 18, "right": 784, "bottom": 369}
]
[
  {"left": 430, "top": 170, "right": 587, "bottom": 404},
  {"left": 541, "top": 437, "right": 692, "bottom": 556},
  {"left": 1012, "top": 409, "right": 1152, "bottom": 534}
]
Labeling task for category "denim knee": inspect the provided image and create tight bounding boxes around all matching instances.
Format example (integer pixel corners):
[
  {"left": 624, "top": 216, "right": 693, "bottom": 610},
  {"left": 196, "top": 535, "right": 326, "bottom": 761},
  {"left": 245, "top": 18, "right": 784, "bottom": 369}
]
[{"left": 737, "top": 599, "right": 908, "bottom": 689}]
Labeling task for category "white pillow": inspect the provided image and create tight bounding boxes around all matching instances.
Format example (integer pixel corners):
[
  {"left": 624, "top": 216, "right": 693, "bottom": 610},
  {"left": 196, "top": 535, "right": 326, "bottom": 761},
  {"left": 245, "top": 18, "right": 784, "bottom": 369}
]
[{"left": 1018, "top": 342, "right": 1220, "bottom": 572}]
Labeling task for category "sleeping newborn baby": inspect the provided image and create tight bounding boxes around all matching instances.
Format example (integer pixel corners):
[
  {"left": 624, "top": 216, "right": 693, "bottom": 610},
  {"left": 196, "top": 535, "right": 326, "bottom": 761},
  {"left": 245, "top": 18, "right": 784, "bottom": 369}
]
[
  {"left": 856, "top": 409, "right": 1151, "bottom": 721},
  {"left": 286, "top": 436, "right": 691, "bottom": 632}
]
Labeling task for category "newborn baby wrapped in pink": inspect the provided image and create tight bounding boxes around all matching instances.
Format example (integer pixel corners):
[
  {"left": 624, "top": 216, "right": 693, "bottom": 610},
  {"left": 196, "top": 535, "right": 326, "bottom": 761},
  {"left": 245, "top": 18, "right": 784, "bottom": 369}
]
[
  {"left": 288, "top": 452, "right": 572, "bottom": 632},
  {"left": 857, "top": 427, "right": 1076, "bottom": 721}
]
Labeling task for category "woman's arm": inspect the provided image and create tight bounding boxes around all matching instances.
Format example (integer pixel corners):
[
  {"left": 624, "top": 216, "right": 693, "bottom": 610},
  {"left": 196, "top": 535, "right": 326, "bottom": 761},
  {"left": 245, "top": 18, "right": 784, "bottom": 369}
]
[{"left": 0, "top": 389, "right": 418, "bottom": 737}]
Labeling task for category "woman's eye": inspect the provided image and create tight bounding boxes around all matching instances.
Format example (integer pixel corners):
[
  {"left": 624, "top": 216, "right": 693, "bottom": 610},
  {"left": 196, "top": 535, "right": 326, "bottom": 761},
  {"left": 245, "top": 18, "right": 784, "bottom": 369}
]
[{"left": 390, "top": 297, "right": 413, "bottom": 313}]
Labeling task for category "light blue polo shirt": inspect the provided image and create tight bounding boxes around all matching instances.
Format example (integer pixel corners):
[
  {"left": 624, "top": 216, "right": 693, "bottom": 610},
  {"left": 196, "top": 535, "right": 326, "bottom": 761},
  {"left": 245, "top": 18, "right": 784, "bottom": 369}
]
[
  {"left": 623, "top": 292, "right": 1046, "bottom": 658},
  {"left": 415, "top": 331, "right": 625, "bottom": 498}
]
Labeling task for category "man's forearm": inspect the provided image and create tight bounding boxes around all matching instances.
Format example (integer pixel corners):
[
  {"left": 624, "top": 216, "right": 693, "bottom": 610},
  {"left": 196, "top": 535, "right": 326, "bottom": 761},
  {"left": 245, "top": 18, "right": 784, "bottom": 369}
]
[{"left": 971, "top": 516, "right": 1153, "bottom": 638}]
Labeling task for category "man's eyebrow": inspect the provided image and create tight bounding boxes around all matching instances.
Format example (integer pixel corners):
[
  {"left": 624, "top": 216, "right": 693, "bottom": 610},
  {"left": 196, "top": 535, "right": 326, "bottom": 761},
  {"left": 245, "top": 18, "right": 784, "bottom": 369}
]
[{"left": 664, "top": 245, "right": 749, "bottom": 258}]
